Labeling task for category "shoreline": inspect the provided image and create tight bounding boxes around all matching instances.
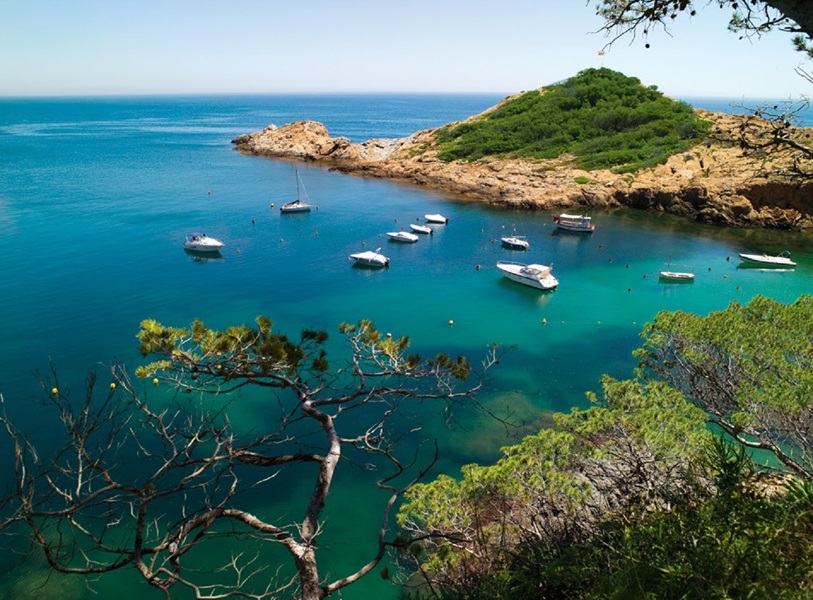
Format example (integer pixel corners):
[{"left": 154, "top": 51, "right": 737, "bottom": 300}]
[{"left": 232, "top": 111, "right": 813, "bottom": 231}]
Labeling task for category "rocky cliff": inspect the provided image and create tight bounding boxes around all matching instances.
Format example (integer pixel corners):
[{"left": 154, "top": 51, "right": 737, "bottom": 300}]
[{"left": 232, "top": 109, "right": 813, "bottom": 230}]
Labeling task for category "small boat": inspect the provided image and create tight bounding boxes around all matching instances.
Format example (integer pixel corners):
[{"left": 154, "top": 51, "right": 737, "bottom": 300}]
[
  {"left": 659, "top": 270, "right": 695, "bottom": 282},
  {"left": 424, "top": 213, "right": 448, "bottom": 224},
  {"left": 553, "top": 213, "right": 595, "bottom": 232},
  {"left": 659, "top": 259, "right": 695, "bottom": 282},
  {"left": 501, "top": 236, "right": 530, "bottom": 250},
  {"left": 387, "top": 231, "right": 419, "bottom": 243},
  {"left": 349, "top": 248, "right": 389, "bottom": 268},
  {"left": 280, "top": 169, "right": 313, "bottom": 213},
  {"left": 738, "top": 251, "right": 796, "bottom": 267},
  {"left": 184, "top": 232, "right": 224, "bottom": 252},
  {"left": 496, "top": 261, "right": 559, "bottom": 291},
  {"left": 410, "top": 224, "right": 433, "bottom": 234}
]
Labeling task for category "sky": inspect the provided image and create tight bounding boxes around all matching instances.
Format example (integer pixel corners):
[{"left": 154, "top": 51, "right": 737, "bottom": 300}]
[{"left": 0, "top": 0, "right": 810, "bottom": 99}]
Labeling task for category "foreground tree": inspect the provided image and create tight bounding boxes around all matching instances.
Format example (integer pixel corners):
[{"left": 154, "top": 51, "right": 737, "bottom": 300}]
[
  {"left": 0, "top": 317, "right": 497, "bottom": 599},
  {"left": 636, "top": 293, "right": 813, "bottom": 480},
  {"left": 397, "top": 376, "right": 712, "bottom": 596},
  {"left": 596, "top": 0, "right": 813, "bottom": 53}
]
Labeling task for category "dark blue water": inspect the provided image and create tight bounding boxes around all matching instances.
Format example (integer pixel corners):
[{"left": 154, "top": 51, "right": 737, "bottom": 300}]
[{"left": 0, "top": 94, "right": 810, "bottom": 599}]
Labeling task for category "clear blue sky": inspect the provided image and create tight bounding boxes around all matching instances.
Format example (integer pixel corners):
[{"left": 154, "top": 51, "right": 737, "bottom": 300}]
[{"left": 1, "top": 0, "right": 809, "bottom": 99}]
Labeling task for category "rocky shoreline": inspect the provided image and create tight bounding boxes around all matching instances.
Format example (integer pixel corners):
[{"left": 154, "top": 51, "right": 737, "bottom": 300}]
[{"left": 232, "top": 110, "right": 813, "bottom": 230}]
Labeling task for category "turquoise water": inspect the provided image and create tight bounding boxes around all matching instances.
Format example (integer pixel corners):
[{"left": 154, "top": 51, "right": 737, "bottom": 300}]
[{"left": 0, "top": 94, "right": 811, "bottom": 599}]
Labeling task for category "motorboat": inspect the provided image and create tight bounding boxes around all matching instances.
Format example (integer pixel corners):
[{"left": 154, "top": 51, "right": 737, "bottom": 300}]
[
  {"left": 184, "top": 232, "right": 224, "bottom": 252},
  {"left": 424, "top": 213, "right": 448, "bottom": 224},
  {"left": 553, "top": 213, "right": 595, "bottom": 232},
  {"left": 387, "top": 231, "right": 419, "bottom": 243},
  {"left": 501, "top": 236, "right": 530, "bottom": 250},
  {"left": 738, "top": 251, "right": 796, "bottom": 267},
  {"left": 659, "top": 259, "right": 695, "bottom": 282},
  {"left": 659, "top": 270, "right": 695, "bottom": 282},
  {"left": 349, "top": 248, "right": 389, "bottom": 268},
  {"left": 496, "top": 261, "right": 558, "bottom": 291},
  {"left": 410, "top": 224, "right": 433, "bottom": 234},
  {"left": 280, "top": 169, "right": 313, "bottom": 213}
]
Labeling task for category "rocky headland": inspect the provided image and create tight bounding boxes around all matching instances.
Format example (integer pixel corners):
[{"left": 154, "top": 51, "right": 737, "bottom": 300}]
[{"left": 232, "top": 105, "right": 813, "bottom": 230}]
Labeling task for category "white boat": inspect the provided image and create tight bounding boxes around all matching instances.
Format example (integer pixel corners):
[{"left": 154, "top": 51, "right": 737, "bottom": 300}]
[
  {"left": 349, "top": 248, "right": 389, "bottom": 267},
  {"left": 387, "top": 231, "right": 419, "bottom": 243},
  {"left": 501, "top": 236, "right": 530, "bottom": 250},
  {"left": 496, "top": 261, "right": 559, "bottom": 291},
  {"left": 553, "top": 213, "right": 595, "bottom": 232},
  {"left": 738, "top": 251, "right": 796, "bottom": 267},
  {"left": 659, "top": 270, "right": 695, "bottom": 282},
  {"left": 410, "top": 224, "right": 433, "bottom": 234},
  {"left": 659, "top": 259, "right": 695, "bottom": 282},
  {"left": 184, "top": 232, "right": 224, "bottom": 252},
  {"left": 424, "top": 213, "right": 448, "bottom": 224},
  {"left": 280, "top": 169, "right": 313, "bottom": 213}
]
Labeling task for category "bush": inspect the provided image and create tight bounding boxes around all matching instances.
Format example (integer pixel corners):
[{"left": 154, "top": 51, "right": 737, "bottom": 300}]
[{"left": 434, "top": 68, "right": 709, "bottom": 172}]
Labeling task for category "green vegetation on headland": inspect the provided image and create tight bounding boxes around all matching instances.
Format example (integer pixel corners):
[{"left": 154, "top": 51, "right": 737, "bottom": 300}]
[{"left": 434, "top": 68, "right": 710, "bottom": 172}]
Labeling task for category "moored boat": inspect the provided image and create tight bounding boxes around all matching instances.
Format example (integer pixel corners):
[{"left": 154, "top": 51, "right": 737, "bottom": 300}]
[
  {"left": 501, "top": 236, "right": 530, "bottom": 250},
  {"left": 349, "top": 248, "right": 389, "bottom": 267},
  {"left": 496, "top": 261, "right": 558, "bottom": 290},
  {"left": 387, "top": 231, "right": 419, "bottom": 243},
  {"left": 424, "top": 213, "right": 448, "bottom": 224},
  {"left": 280, "top": 169, "right": 313, "bottom": 213},
  {"left": 659, "top": 270, "right": 695, "bottom": 282},
  {"left": 554, "top": 213, "right": 595, "bottom": 232},
  {"left": 410, "top": 224, "right": 433, "bottom": 234},
  {"left": 738, "top": 251, "right": 796, "bottom": 267},
  {"left": 659, "top": 259, "right": 695, "bottom": 282},
  {"left": 184, "top": 232, "right": 224, "bottom": 252}
]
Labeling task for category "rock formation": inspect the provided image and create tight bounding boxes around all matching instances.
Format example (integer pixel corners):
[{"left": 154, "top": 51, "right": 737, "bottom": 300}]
[{"left": 232, "top": 109, "right": 813, "bottom": 230}]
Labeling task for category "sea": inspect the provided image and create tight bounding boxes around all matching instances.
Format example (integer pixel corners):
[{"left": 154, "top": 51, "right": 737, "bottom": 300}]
[{"left": 0, "top": 94, "right": 811, "bottom": 599}]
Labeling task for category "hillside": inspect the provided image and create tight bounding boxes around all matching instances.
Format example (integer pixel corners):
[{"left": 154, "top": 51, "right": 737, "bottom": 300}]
[{"left": 232, "top": 69, "right": 813, "bottom": 230}]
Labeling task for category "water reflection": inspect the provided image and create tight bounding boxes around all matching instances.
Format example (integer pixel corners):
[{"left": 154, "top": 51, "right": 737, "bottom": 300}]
[{"left": 184, "top": 249, "right": 224, "bottom": 263}]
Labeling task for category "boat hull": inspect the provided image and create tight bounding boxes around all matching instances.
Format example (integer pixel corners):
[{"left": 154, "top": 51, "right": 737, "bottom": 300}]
[
  {"left": 497, "top": 262, "right": 558, "bottom": 290},
  {"left": 387, "top": 232, "right": 419, "bottom": 243},
  {"left": 659, "top": 271, "right": 695, "bottom": 282},
  {"left": 738, "top": 253, "right": 796, "bottom": 267},
  {"left": 424, "top": 214, "right": 448, "bottom": 224},
  {"left": 349, "top": 247, "right": 389, "bottom": 267},
  {"left": 280, "top": 203, "right": 312, "bottom": 213},
  {"left": 184, "top": 233, "right": 224, "bottom": 252},
  {"left": 410, "top": 224, "right": 432, "bottom": 234},
  {"left": 554, "top": 214, "right": 594, "bottom": 232},
  {"left": 501, "top": 237, "right": 529, "bottom": 250}
]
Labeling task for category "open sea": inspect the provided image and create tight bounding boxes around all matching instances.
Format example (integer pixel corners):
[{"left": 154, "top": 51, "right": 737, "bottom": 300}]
[{"left": 0, "top": 94, "right": 811, "bottom": 599}]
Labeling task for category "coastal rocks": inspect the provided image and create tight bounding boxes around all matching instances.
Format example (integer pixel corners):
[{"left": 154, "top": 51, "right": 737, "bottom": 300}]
[{"left": 232, "top": 111, "right": 813, "bottom": 231}]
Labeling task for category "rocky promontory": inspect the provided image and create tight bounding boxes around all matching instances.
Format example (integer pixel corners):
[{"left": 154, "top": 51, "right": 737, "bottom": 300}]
[{"left": 232, "top": 109, "right": 813, "bottom": 230}]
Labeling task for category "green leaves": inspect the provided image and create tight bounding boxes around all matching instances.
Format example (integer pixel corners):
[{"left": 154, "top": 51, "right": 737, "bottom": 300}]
[
  {"left": 637, "top": 294, "right": 813, "bottom": 479},
  {"left": 435, "top": 68, "right": 708, "bottom": 171}
]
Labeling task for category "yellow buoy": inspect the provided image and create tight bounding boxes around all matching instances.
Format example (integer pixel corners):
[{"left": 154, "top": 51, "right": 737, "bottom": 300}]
[
  {"left": 109, "top": 382, "right": 116, "bottom": 390},
  {"left": 448, "top": 320, "right": 454, "bottom": 326},
  {"left": 152, "top": 378, "right": 159, "bottom": 386},
  {"left": 542, "top": 318, "right": 547, "bottom": 325},
  {"left": 51, "top": 387, "right": 58, "bottom": 395}
]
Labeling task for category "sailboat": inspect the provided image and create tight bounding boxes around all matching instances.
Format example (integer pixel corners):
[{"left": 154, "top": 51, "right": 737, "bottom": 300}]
[
  {"left": 280, "top": 169, "right": 313, "bottom": 213},
  {"left": 659, "top": 257, "right": 695, "bottom": 282}
]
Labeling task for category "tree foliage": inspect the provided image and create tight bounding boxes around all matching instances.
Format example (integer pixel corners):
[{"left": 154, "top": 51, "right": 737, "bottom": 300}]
[
  {"left": 397, "top": 296, "right": 813, "bottom": 598},
  {"left": 434, "top": 68, "right": 708, "bottom": 172},
  {"left": 0, "top": 317, "right": 497, "bottom": 600},
  {"left": 596, "top": 0, "right": 813, "bottom": 58},
  {"left": 636, "top": 294, "right": 813, "bottom": 480},
  {"left": 396, "top": 376, "right": 712, "bottom": 596}
]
